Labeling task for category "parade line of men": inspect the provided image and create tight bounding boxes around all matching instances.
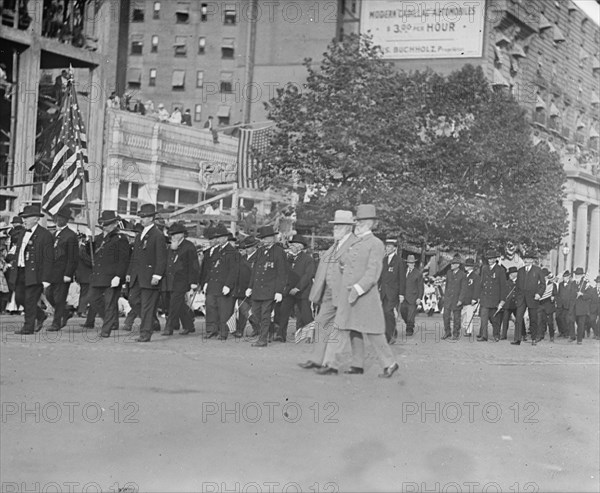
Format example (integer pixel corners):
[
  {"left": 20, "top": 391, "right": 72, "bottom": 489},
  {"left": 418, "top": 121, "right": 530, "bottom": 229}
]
[{"left": 4, "top": 203, "right": 599, "bottom": 378}]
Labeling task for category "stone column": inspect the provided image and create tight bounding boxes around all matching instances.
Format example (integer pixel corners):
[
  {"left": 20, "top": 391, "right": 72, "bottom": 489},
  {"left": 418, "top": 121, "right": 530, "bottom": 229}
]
[
  {"left": 588, "top": 206, "right": 600, "bottom": 276},
  {"left": 559, "top": 199, "right": 574, "bottom": 273},
  {"left": 573, "top": 202, "right": 589, "bottom": 271}
]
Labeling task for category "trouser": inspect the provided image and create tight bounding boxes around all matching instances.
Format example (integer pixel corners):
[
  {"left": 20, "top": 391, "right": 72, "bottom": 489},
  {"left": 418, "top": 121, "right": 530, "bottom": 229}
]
[
  {"left": 442, "top": 304, "right": 462, "bottom": 337},
  {"left": 90, "top": 286, "right": 120, "bottom": 336},
  {"left": 381, "top": 295, "right": 399, "bottom": 342},
  {"left": 516, "top": 301, "right": 539, "bottom": 342},
  {"left": 310, "top": 287, "right": 340, "bottom": 365},
  {"left": 78, "top": 282, "right": 97, "bottom": 326},
  {"left": 14, "top": 268, "right": 44, "bottom": 333},
  {"left": 46, "top": 282, "right": 70, "bottom": 329},
  {"left": 590, "top": 313, "right": 599, "bottom": 337},
  {"left": 572, "top": 315, "right": 587, "bottom": 343},
  {"left": 129, "top": 281, "right": 160, "bottom": 340},
  {"left": 205, "top": 293, "right": 235, "bottom": 338},
  {"left": 556, "top": 307, "right": 572, "bottom": 336},
  {"left": 252, "top": 298, "right": 275, "bottom": 345},
  {"left": 235, "top": 298, "right": 259, "bottom": 335},
  {"left": 326, "top": 330, "right": 395, "bottom": 371},
  {"left": 278, "top": 295, "right": 313, "bottom": 341},
  {"left": 400, "top": 301, "right": 418, "bottom": 334},
  {"left": 479, "top": 306, "right": 502, "bottom": 340},
  {"left": 537, "top": 302, "right": 555, "bottom": 339},
  {"left": 501, "top": 308, "right": 518, "bottom": 339},
  {"left": 165, "top": 291, "right": 194, "bottom": 334},
  {"left": 462, "top": 303, "right": 477, "bottom": 334}
]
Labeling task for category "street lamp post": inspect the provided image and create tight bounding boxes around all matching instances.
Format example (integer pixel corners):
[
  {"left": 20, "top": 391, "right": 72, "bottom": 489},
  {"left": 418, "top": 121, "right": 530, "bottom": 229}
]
[{"left": 562, "top": 244, "right": 570, "bottom": 272}]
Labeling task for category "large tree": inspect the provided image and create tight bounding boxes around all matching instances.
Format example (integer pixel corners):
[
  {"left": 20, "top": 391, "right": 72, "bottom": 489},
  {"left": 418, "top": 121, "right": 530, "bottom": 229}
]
[{"left": 261, "top": 34, "right": 567, "bottom": 254}]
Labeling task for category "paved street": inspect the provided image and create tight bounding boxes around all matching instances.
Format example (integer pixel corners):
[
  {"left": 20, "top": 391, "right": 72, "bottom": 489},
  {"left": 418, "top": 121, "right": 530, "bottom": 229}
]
[{"left": 1, "top": 313, "right": 599, "bottom": 493}]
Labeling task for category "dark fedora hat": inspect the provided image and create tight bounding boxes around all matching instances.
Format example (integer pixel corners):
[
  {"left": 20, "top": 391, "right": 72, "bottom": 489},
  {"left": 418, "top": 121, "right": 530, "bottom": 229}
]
[
  {"left": 54, "top": 205, "right": 73, "bottom": 220},
  {"left": 573, "top": 267, "right": 585, "bottom": 275},
  {"left": 406, "top": 254, "right": 417, "bottom": 264},
  {"left": 137, "top": 203, "right": 157, "bottom": 217},
  {"left": 289, "top": 234, "right": 308, "bottom": 247},
  {"left": 562, "top": 270, "right": 571, "bottom": 277},
  {"left": 450, "top": 253, "right": 463, "bottom": 264},
  {"left": 257, "top": 225, "right": 277, "bottom": 238},
  {"left": 10, "top": 216, "right": 23, "bottom": 225},
  {"left": 167, "top": 222, "right": 187, "bottom": 235},
  {"left": 541, "top": 267, "right": 551, "bottom": 276},
  {"left": 210, "top": 224, "right": 230, "bottom": 239},
  {"left": 98, "top": 210, "right": 120, "bottom": 226},
  {"left": 239, "top": 236, "right": 259, "bottom": 249},
  {"left": 19, "top": 204, "right": 44, "bottom": 218},
  {"left": 485, "top": 250, "right": 501, "bottom": 259},
  {"left": 507, "top": 266, "right": 518, "bottom": 274},
  {"left": 465, "top": 258, "right": 476, "bottom": 267}
]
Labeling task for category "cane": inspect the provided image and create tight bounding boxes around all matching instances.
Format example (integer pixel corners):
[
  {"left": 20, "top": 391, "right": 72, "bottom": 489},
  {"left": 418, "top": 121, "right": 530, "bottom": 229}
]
[
  {"left": 186, "top": 286, "right": 201, "bottom": 310},
  {"left": 493, "top": 286, "right": 516, "bottom": 317},
  {"left": 465, "top": 301, "right": 480, "bottom": 335}
]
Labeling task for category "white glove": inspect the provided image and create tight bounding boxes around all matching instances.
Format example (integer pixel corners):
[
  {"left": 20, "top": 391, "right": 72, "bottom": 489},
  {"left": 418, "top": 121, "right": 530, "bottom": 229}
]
[
  {"left": 190, "top": 284, "right": 198, "bottom": 290},
  {"left": 63, "top": 276, "right": 72, "bottom": 283},
  {"left": 151, "top": 275, "right": 161, "bottom": 286},
  {"left": 245, "top": 288, "right": 252, "bottom": 297},
  {"left": 274, "top": 293, "right": 282, "bottom": 303},
  {"left": 534, "top": 293, "right": 541, "bottom": 301},
  {"left": 110, "top": 276, "right": 121, "bottom": 288},
  {"left": 289, "top": 288, "right": 300, "bottom": 296},
  {"left": 399, "top": 295, "right": 405, "bottom": 303},
  {"left": 222, "top": 286, "right": 230, "bottom": 295},
  {"left": 125, "top": 275, "right": 131, "bottom": 283},
  {"left": 42, "top": 282, "right": 50, "bottom": 289},
  {"left": 203, "top": 283, "right": 208, "bottom": 293}
]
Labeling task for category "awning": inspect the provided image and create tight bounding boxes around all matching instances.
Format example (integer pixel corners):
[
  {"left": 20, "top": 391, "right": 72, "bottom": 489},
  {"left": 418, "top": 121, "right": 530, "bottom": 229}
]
[
  {"left": 172, "top": 70, "right": 185, "bottom": 86},
  {"left": 592, "top": 57, "right": 600, "bottom": 71},
  {"left": 127, "top": 68, "right": 141, "bottom": 83},
  {"left": 217, "top": 105, "right": 230, "bottom": 117},
  {"left": 492, "top": 68, "right": 509, "bottom": 87},
  {"left": 220, "top": 72, "right": 233, "bottom": 82},
  {"left": 538, "top": 14, "right": 553, "bottom": 31},
  {"left": 568, "top": 4, "right": 577, "bottom": 12},
  {"left": 222, "top": 38, "right": 235, "bottom": 48},
  {"left": 510, "top": 43, "right": 527, "bottom": 58},
  {"left": 553, "top": 26, "right": 566, "bottom": 43},
  {"left": 174, "top": 38, "right": 187, "bottom": 47},
  {"left": 176, "top": 3, "right": 189, "bottom": 13},
  {"left": 495, "top": 34, "right": 511, "bottom": 47},
  {"left": 592, "top": 92, "right": 600, "bottom": 105},
  {"left": 579, "top": 47, "right": 588, "bottom": 61},
  {"left": 536, "top": 95, "right": 546, "bottom": 110},
  {"left": 549, "top": 103, "right": 560, "bottom": 117}
]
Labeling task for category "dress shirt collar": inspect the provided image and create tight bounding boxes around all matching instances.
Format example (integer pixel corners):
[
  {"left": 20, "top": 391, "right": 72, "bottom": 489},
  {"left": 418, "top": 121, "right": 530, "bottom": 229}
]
[{"left": 141, "top": 224, "right": 153, "bottom": 239}]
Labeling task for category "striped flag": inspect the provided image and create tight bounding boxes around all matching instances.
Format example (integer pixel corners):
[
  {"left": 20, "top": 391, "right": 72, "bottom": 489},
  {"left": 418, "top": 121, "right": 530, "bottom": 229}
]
[
  {"left": 41, "top": 78, "right": 87, "bottom": 216},
  {"left": 226, "top": 304, "right": 239, "bottom": 334},
  {"left": 295, "top": 321, "right": 316, "bottom": 344},
  {"left": 236, "top": 126, "right": 273, "bottom": 189}
]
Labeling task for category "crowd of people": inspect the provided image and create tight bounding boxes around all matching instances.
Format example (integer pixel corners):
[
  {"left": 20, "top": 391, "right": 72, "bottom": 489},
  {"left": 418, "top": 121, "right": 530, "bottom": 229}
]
[{"left": 1, "top": 202, "right": 599, "bottom": 379}]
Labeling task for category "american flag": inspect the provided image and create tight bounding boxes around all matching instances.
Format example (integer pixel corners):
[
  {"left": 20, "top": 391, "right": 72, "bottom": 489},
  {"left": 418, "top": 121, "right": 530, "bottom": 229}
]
[
  {"left": 236, "top": 126, "right": 273, "bottom": 189},
  {"left": 41, "top": 78, "right": 87, "bottom": 216},
  {"left": 295, "top": 321, "right": 316, "bottom": 344}
]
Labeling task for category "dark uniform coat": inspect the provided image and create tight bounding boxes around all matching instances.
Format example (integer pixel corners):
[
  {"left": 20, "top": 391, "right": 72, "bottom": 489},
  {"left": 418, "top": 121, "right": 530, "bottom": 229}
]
[
  {"left": 402, "top": 267, "right": 424, "bottom": 305},
  {"left": 164, "top": 239, "right": 201, "bottom": 292},
  {"left": 127, "top": 225, "right": 167, "bottom": 289},
  {"left": 234, "top": 250, "right": 258, "bottom": 298},
  {"left": 573, "top": 278, "right": 593, "bottom": 316},
  {"left": 379, "top": 253, "right": 406, "bottom": 301},
  {"left": 479, "top": 263, "right": 508, "bottom": 308},
  {"left": 249, "top": 243, "right": 287, "bottom": 300},
  {"left": 285, "top": 251, "right": 315, "bottom": 299},
  {"left": 49, "top": 226, "right": 79, "bottom": 283},
  {"left": 515, "top": 265, "right": 546, "bottom": 306},
  {"left": 556, "top": 280, "right": 576, "bottom": 311},
  {"left": 90, "top": 230, "right": 130, "bottom": 288},
  {"left": 76, "top": 241, "right": 93, "bottom": 285},
  {"left": 9, "top": 225, "right": 53, "bottom": 286},
  {"left": 205, "top": 243, "right": 239, "bottom": 295},
  {"left": 443, "top": 268, "right": 469, "bottom": 309}
]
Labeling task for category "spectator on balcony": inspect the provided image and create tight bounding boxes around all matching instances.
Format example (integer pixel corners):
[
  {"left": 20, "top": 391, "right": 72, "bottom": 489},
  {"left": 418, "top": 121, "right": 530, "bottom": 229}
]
[
  {"left": 182, "top": 109, "right": 192, "bottom": 126},
  {"left": 145, "top": 100, "right": 155, "bottom": 117},
  {"left": 157, "top": 104, "right": 169, "bottom": 122},
  {"left": 106, "top": 92, "right": 120, "bottom": 109},
  {"left": 134, "top": 99, "right": 146, "bottom": 116},
  {"left": 169, "top": 107, "right": 182, "bottom": 125},
  {"left": 54, "top": 70, "right": 69, "bottom": 105},
  {"left": 204, "top": 116, "right": 214, "bottom": 130}
]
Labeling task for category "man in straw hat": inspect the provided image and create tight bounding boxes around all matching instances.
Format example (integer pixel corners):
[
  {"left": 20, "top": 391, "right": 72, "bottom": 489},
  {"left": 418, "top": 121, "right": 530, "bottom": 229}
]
[
  {"left": 46, "top": 205, "right": 79, "bottom": 332},
  {"left": 246, "top": 225, "right": 287, "bottom": 347},
  {"left": 399, "top": 254, "right": 424, "bottom": 337},
  {"left": 162, "top": 222, "right": 200, "bottom": 336},
  {"left": 298, "top": 210, "right": 356, "bottom": 370},
  {"left": 12, "top": 204, "right": 53, "bottom": 335},
  {"left": 441, "top": 253, "right": 468, "bottom": 340},
  {"left": 316, "top": 205, "right": 399, "bottom": 378},
  {"left": 126, "top": 204, "right": 167, "bottom": 342},
  {"left": 89, "top": 211, "right": 130, "bottom": 337}
]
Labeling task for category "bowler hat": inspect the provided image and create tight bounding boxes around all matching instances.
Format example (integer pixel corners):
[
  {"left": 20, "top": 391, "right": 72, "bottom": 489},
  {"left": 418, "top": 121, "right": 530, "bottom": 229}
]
[
  {"left": 54, "top": 205, "right": 73, "bottom": 220},
  {"left": 523, "top": 251, "right": 537, "bottom": 259},
  {"left": 167, "top": 222, "right": 187, "bottom": 235},
  {"left": 98, "top": 210, "right": 120, "bottom": 226},
  {"left": 406, "top": 255, "right": 417, "bottom": 264},
  {"left": 211, "top": 224, "right": 230, "bottom": 239},
  {"left": 507, "top": 266, "right": 518, "bottom": 274},
  {"left": 133, "top": 223, "right": 144, "bottom": 233},
  {"left": 257, "top": 225, "right": 277, "bottom": 239},
  {"left": 227, "top": 233, "right": 236, "bottom": 242},
  {"left": 10, "top": 216, "right": 23, "bottom": 225},
  {"left": 563, "top": 270, "right": 571, "bottom": 277},
  {"left": 385, "top": 238, "right": 398, "bottom": 246},
  {"left": 289, "top": 234, "right": 308, "bottom": 247},
  {"left": 574, "top": 267, "right": 585, "bottom": 275},
  {"left": 328, "top": 210, "right": 355, "bottom": 225},
  {"left": 19, "top": 204, "right": 44, "bottom": 218},
  {"left": 485, "top": 250, "right": 501, "bottom": 259},
  {"left": 450, "top": 254, "right": 463, "bottom": 264},
  {"left": 465, "top": 258, "right": 476, "bottom": 267},
  {"left": 137, "top": 203, "right": 157, "bottom": 217},
  {"left": 541, "top": 267, "right": 551, "bottom": 277},
  {"left": 355, "top": 204, "right": 378, "bottom": 220},
  {"left": 239, "top": 236, "right": 259, "bottom": 249}
]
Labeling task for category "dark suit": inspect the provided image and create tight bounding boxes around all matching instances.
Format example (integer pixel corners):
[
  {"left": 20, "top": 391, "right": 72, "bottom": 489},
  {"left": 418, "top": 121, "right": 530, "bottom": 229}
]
[
  {"left": 46, "top": 226, "right": 79, "bottom": 330},
  {"left": 76, "top": 240, "right": 96, "bottom": 326},
  {"left": 11, "top": 224, "right": 54, "bottom": 333},
  {"left": 572, "top": 278, "right": 592, "bottom": 343},
  {"left": 204, "top": 243, "right": 239, "bottom": 339},
  {"left": 588, "top": 286, "right": 600, "bottom": 338},
  {"left": 555, "top": 280, "right": 576, "bottom": 337},
  {"left": 278, "top": 251, "right": 316, "bottom": 341},
  {"left": 515, "top": 265, "right": 545, "bottom": 342},
  {"left": 537, "top": 281, "right": 558, "bottom": 339},
  {"left": 163, "top": 239, "right": 200, "bottom": 334},
  {"left": 89, "top": 230, "right": 130, "bottom": 335},
  {"left": 479, "top": 263, "right": 507, "bottom": 340},
  {"left": 400, "top": 266, "right": 424, "bottom": 335},
  {"left": 234, "top": 250, "right": 259, "bottom": 336},
  {"left": 501, "top": 277, "right": 519, "bottom": 339},
  {"left": 249, "top": 243, "right": 287, "bottom": 345},
  {"left": 127, "top": 225, "right": 167, "bottom": 340},
  {"left": 379, "top": 252, "right": 406, "bottom": 342},
  {"left": 442, "top": 268, "right": 468, "bottom": 337},
  {"left": 462, "top": 269, "right": 481, "bottom": 335}
]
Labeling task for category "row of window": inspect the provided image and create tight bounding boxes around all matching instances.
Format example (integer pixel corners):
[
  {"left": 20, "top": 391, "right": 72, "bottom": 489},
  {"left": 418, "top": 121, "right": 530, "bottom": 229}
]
[
  {"left": 131, "top": 35, "right": 233, "bottom": 58},
  {"left": 132, "top": 2, "right": 236, "bottom": 24},
  {"left": 128, "top": 69, "right": 235, "bottom": 93}
]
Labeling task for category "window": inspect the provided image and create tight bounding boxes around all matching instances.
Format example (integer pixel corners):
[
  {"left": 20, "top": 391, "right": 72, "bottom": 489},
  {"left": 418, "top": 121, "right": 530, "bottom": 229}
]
[
  {"left": 153, "top": 1, "right": 160, "bottom": 19},
  {"left": 194, "top": 104, "right": 202, "bottom": 122},
  {"left": 201, "top": 3, "right": 208, "bottom": 21},
  {"left": 198, "top": 37, "right": 206, "bottom": 54},
  {"left": 176, "top": 2, "right": 190, "bottom": 23},
  {"left": 131, "top": 36, "right": 143, "bottom": 55},
  {"left": 132, "top": 6, "right": 144, "bottom": 22},
  {"left": 172, "top": 70, "right": 186, "bottom": 90},
  {"left": 220, "top": 72, "right": 233, "bottom": 93},
  {"left": 224, "top": 8, "right": 236, "bottom": 25},
  {"left": 151, "top": 35, "right": 158, "bottom": 53},
  {"left": 118, "top": 181, "right": 140, "bottom": 215},
  {"left": 174, "top": 36, "right": 187, "bottom": 56},
  {"left": 157, "top": 187, "right": 199, "bottom": 211},
  {"left": 222, "top": 38, "right": 234, "bottom": 59},
  {"left": 217, "top": 105, "right": 230, "bottom": 125},
  {"left": 196, "top": 71, "right": 204, "bottom": 88},
  {"left": 149, "top": 69, "right": 157, "bottom": 86},
  {"left": 127, "top": 68, "right": 142, "bottom": 88}
]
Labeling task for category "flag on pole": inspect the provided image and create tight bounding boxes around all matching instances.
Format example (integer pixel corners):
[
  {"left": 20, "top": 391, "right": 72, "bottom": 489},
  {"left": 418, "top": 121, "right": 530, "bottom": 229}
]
[
  {"left": 41, "top": 77, "right": 87, "bottom": 216},
  {"left": 295, "top": 321, "right": 316, "bottom": 344},
  {"left": 236, "top": 126, "right": 273, "bottom": 189},
  {"left": 226, "top": 302, "right": 239, "bottom": 334}
]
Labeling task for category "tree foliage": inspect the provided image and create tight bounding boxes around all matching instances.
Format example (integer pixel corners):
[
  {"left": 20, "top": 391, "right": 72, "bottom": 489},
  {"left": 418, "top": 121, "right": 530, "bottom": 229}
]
[{"left": 261, "top": 34, "right": 567, "bottom": 254}]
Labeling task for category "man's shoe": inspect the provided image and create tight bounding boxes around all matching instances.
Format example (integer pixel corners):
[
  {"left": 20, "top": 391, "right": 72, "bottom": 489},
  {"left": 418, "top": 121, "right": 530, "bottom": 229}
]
[
  {"left": 35, "top": 314, "right": 48, "bottom": 332},
  {"left": 217, "top": 335, "right": 228, "bottom": 341},
  {"left": 569, "top": 338, "right": 576, "bottom": 342},
  {"left": 406, "top": 331, "right": 414, "bottom": 336},
  {"left": 135, "top": 337, "right": 151, "bottom": 342},
  {"left": 389, "top": 337, "right": 397, "bottom": 345},
  {"left": 248, "top": 330, "right": 258, "bottom": 338},
  {"left": 344, "top": 366, "right": 364, "bottom": 375},
  {"left": 121, "top": 325, "right": 132, "bottom": 332},
  {"left": 550, "top": 337, "right": 554, "bottom": 342},
  {"left": 81, "top": 324, "right": 94, "bottom": 329},
  {"left": 233, "top": 331, "right": 243, "bottom": 338},
  {"left": 180, "top": 328, "right": 196, "bottom": 335},
  {"left": 160, "top": 331, "right": 173, "bottom": 336},
  {"left": 577, "top": 341, "right": 582, "bottom": 345},
  {"left": 298, "top": 361, "right": 321, "bottom": 370},
  {"left": 378, "top": 362, "right": 399, "bottom": 378},
  {"left": 477, "top": 337, "right": 488, "bottom": 342},
  {"left": 14, "top": 329, "right": 34, "bottom": 335},
  {"left": 500, "top": 336, "right": 507, "bottom": 340},
  {"left": 61, "top": 312, "right": 74, "bottom": 328},
  {"left": 205, "top": 332, "right": 218, "bottom": 339},
  {"left": 511, "top": 341, "right": 521, "bottom": 345},
  {"left": 100, "top": 332, "right": 110, "bottom": 338},
  {"left": 251, "top": 342, "right": 267, "bottom": 347},
  {"left": 273, "top": 335, "right": 284, "bottom": 342},
  {"left": 315, "top": 366, "right": 338, "bottom": 375},
  {"left": 494, "top": 337, "right": 500, "bottom": 342},
  {"left": 441, "top": 333, "right": 451, "bottom": 340},
  {"left": 531, "top": 340, "right": 537, "bottom": 346},
  {"left": 47, "top": 325, "right": 61, "bottom": 332}
]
